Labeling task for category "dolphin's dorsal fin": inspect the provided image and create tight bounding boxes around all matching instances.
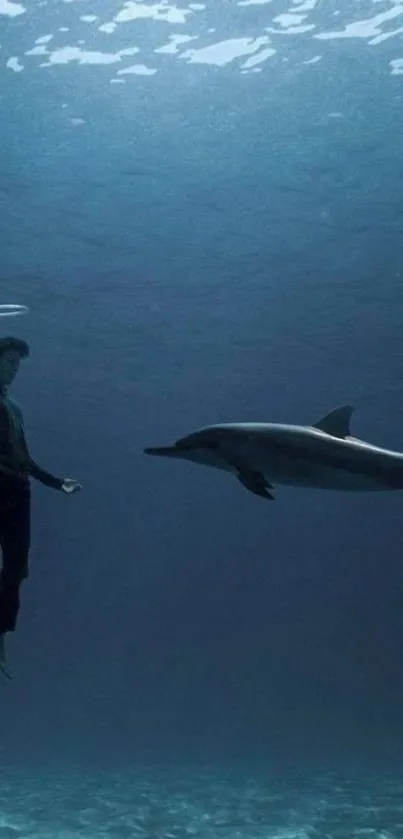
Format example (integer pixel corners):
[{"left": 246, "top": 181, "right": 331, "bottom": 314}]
[{"left": 313, "top": 405, "right": 354, "bottom": 438}]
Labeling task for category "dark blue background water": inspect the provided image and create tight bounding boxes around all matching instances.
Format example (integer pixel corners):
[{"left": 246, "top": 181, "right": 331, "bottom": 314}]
[{"left": 2, "top": 0, "right": 403, "bottom": 787}]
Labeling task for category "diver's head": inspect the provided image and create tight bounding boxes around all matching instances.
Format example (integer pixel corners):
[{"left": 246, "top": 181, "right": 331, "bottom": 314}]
[{"left": 0, "top": 337, "right": 29, "bottom": 388}]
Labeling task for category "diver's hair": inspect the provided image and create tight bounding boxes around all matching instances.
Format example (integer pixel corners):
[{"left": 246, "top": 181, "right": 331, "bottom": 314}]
[{"left": 0, "top": 337, "right": 30, "bottom": 359}]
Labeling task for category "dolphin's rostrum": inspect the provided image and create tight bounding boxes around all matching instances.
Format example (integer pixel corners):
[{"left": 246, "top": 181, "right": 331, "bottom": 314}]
[{"left": 144, "top": 406, "right": 403, "bottom": 500}]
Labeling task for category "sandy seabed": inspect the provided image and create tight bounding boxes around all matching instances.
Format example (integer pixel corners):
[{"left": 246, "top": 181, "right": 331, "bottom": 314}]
[{"left": 0, "top": 764, "right": 400, "bottom": 838}]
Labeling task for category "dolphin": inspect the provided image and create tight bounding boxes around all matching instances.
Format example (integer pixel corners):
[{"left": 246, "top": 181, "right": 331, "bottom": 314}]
[{"left": 143, "top": 405, "right": 403, "bottom": 501}]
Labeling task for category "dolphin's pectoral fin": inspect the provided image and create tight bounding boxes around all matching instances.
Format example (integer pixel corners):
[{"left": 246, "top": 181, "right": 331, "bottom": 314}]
[
  {"left": 313, "top": 404, "right": 354, "bottom": 439},
  {"left": 236, "top": 470, "right": 275, "bottom": 500}
]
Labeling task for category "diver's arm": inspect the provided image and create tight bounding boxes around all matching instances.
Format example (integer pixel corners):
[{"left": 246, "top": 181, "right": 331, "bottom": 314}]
[
  {"left": 20, "top": 430, "right": 64, "bottom": 489},
  {"left": 26, "top": 458, "right": 64, "bottom": 489}
]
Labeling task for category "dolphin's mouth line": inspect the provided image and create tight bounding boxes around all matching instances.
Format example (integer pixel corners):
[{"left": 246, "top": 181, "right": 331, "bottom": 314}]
[
  {"left": 144, "top": 442, "right": 220, "bottom": 456},
  {"left": 143, "top": 446, "right": 177, "bottom": 455}
]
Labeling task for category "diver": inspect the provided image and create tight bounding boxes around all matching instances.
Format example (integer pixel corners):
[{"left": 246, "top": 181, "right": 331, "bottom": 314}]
[{"left": 0, "top": 336, "right": 82, "bottom": 678}]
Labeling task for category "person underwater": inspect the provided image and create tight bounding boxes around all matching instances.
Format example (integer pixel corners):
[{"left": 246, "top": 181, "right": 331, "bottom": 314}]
[{"left": 0, "top": 336, "right": 82, "bottom": 678}]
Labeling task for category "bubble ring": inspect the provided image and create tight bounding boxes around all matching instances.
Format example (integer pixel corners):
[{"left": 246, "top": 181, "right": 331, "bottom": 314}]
[{"left": 0, "top": 304, "right": 29, "bottom": 317}]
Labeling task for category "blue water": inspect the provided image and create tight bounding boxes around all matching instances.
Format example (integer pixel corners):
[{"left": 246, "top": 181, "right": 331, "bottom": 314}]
[{"left": 2, "top": 0, "right": 403, "bottom": 835}]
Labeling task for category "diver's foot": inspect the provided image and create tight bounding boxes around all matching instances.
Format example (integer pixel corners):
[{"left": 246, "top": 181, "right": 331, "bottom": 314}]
[{"left": 0, "top": 636, "right": 12, "bottom": 680}]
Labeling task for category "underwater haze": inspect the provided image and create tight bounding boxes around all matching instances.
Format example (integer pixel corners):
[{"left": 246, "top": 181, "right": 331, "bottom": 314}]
[{"left": 2, "top": 0, "right": 403, "bottom": 835}]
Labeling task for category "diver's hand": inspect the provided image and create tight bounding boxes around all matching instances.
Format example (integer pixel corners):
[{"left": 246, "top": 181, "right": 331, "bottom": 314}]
[{"left": 61, "top": 478, "right": 82, "bottom": 494}]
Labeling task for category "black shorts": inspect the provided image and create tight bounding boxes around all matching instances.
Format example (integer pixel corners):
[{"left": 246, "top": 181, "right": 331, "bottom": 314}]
[{"left": 0, "top": 477, "right": 31, "bottom": 633}]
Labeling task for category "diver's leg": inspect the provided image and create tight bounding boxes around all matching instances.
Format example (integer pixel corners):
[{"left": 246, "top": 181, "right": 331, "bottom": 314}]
[
  {"left": 0, "top": 634, "right": 12, "bottom": 679},
  {"left": 0, "top": 485, "right": 31, "bottom": 678}
]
